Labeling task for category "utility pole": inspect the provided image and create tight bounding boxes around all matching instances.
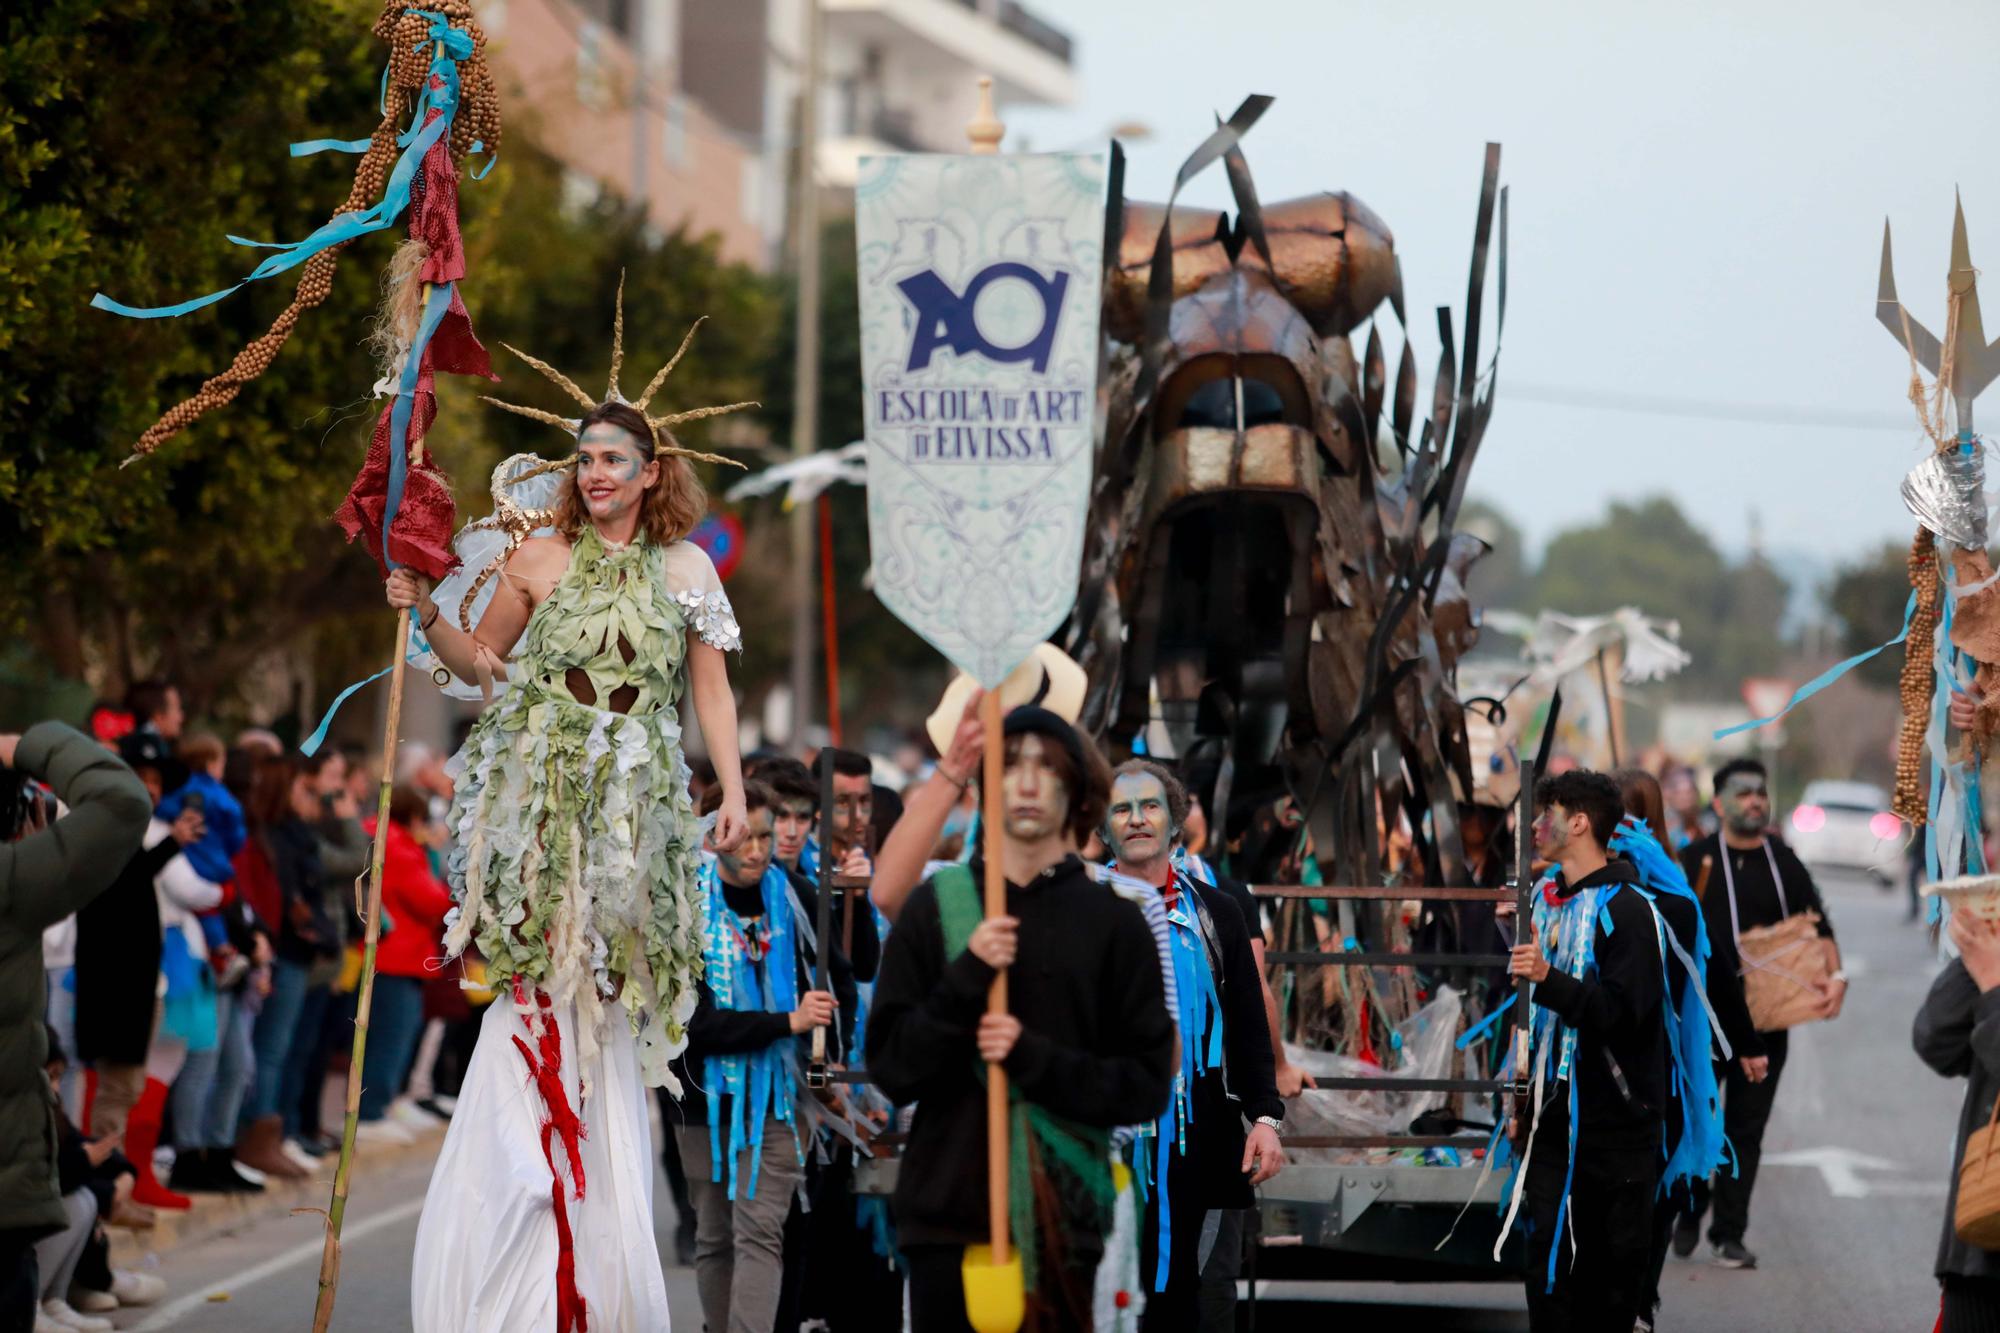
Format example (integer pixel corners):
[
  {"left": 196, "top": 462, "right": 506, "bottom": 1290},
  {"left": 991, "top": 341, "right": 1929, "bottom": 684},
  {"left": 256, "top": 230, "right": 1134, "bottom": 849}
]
[{"left": 786, "top": 0, "right": 824, "bottom": 747}]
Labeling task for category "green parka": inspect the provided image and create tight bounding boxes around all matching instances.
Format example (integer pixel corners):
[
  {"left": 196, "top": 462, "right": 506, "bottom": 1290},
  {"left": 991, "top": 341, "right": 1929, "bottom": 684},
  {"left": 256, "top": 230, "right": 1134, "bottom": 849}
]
[{"left": 0, "top": 722, "right": 149, "bottom": 1235}]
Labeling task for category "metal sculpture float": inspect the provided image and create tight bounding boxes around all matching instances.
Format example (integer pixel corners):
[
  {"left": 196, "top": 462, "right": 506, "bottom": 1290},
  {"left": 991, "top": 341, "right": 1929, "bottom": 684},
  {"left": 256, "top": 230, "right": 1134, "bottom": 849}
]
[{"left": 1068, "top": 101, "right": 1507, "bottom": 910}]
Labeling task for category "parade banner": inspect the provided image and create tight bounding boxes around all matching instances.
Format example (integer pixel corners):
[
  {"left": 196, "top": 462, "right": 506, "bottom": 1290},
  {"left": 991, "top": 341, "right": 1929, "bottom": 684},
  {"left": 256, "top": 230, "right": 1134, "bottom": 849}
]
[{"left": 855, "top": 151, "right": 1108, "bottom": 687}]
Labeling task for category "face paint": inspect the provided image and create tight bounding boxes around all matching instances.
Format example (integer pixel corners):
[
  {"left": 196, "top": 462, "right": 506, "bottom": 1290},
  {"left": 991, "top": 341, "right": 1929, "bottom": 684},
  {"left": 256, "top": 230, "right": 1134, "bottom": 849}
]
[
  {"left": 1001, "top": 734, "right": 1069, "bottom": 843},
  {"left": 1531, "top": 805, "right": 1570, "bottom": 862},
  {"left": 577, "top": 423, "right": 654, "bottom": 521},
  {"left": 831, "top": 773, "right": 873, "bottom": 851},
  {"left": 772, "top": 799, "right": 814, "bottom": 865},
  {"left": 715, "top": 807, "right": 775, "bottom": 886},
  {"left": 1720, "top": 775, "right": 1770, "bottom": 836},
  {"left": 1105, "top": 772, "right": 1174, "bottom": 869}
]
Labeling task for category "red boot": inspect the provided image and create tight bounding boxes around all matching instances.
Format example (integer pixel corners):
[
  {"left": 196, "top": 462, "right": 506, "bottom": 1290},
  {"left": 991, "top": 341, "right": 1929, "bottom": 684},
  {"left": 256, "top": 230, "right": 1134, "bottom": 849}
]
[{"left": 125, "top": 1078, "right": 190, "bottom": 1210}]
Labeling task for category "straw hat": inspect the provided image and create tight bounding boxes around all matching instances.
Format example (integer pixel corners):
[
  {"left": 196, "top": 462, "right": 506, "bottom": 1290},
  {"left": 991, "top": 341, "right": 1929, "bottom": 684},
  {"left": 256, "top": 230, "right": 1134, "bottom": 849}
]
[
  {"left": 1923, "top": 873, "right": 2000, "bottom": 921},
  {"left": 925, "top": 642, "right": 1088, "bottom": 756}
]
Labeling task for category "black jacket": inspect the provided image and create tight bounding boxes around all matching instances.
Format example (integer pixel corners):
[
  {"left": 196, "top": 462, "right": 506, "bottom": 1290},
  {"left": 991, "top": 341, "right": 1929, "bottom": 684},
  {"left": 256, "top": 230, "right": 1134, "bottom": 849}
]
[
  {"left": 265, "top": 818, "right": 337, "bottom": 966},
  {"left": 1915, "top": 958, "right": 2000, "bottom": 1278},
  {"left": 666, "top": 872, "right": 860, "bottom": 1128},
  {"left": 1529, "top": 860, "right": 1667, "bottom": 1158},
  {"left": 1681, "top": 832, "right": 1835, "bottom": 944},
  {"left": 73, "top": 832, "right": 175, "bottom": 1067},
  {"left": 866, "top": 854, "right": 1175, "bottom": 1246},
  {"left": 1177, "top": 875, "right": 1282, "bottom": 1208}
]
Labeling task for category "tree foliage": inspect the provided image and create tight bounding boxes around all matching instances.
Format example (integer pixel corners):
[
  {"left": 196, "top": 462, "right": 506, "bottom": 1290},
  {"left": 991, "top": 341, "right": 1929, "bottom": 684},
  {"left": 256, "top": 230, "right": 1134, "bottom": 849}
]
[
  {"left": 1827, "top": 541, "right": 1916, "bottom": 691},
  {"left": 1531, "top": 496, "right": 1789, "bottom": 694},
  {"left": 3, "top": 1, "right": 778, "bottom": 723}
]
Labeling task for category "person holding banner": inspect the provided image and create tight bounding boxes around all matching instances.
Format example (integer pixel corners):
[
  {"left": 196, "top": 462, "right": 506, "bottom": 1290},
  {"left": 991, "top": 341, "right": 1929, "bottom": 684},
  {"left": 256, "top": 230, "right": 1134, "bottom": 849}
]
[
  {"left": 867, "top": 708, "right": 1175, "bottom": 1332},
  {"left": 391, "top": 312, "right": 756, "bottom": 1329}
]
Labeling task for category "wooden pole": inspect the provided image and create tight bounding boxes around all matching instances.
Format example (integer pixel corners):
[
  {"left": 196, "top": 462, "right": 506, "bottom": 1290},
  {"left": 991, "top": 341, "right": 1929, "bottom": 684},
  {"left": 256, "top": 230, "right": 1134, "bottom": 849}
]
[
  {"left": 312, "top": 608, "right": 412, "bottom": 1332},
  {"left": 820, "top": 492, "right": 843, "bottom": 746},
  {"left": 967, "top": 72, "right": 1010, "bottom": 1269},
  {"left": 980, "top": 687, "right": 1009, "bottom": 1266},
  {"left": 786, "top": 0, "right": 824, "bottom": 747}
]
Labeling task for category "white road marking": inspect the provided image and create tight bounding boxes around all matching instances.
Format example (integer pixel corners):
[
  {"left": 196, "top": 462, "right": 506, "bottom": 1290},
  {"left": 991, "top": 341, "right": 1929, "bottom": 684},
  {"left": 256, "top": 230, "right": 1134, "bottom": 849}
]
[
  {"left": 125, "top": 1194, "right": 427, "bottom": 1331},
  {"left": 1762, "top": 1146, "right": 1903, "bottom": 1198}
]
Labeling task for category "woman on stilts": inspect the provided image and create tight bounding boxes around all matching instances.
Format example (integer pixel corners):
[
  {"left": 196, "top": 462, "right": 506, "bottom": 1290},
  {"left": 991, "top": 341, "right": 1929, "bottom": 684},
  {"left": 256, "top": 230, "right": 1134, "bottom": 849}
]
[{"left": 389, "top": 293, "right": 755, "bottom": 1332}]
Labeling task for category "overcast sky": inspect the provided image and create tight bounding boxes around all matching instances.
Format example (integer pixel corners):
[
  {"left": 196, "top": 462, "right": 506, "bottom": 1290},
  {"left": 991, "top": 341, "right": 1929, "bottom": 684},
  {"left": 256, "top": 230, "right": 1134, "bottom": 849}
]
[{"left": 1007, "top": 0, "right": 2000, "bottom": 566}]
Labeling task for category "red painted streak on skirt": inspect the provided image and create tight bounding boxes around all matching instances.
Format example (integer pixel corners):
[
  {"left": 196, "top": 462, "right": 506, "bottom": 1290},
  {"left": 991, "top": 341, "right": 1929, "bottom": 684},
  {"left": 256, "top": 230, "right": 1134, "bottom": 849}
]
[{"left": 511, "top": 982, "right": 590, "bottom": 1333}]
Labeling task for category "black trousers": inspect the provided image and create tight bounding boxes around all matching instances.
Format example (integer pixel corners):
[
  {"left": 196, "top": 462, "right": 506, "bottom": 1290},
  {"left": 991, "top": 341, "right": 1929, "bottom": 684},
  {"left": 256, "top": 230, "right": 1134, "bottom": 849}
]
[
  {"left": 1944, "top": 1275, "right": 2000, "bottom": 1333},
  {"left": 777, "top": 1152, "right": 905, "bottom": 1332},
  {"left": 0, "top": 1229, "right": 37, "bottom": 1333},
  {"left": 1687, "top": 1028, "right": 1790, "bottom": 1244},
  {"left": 906, "top": 1245, "right": 979, "bottom": 1333},
  {"left": 1138, "top": 1139, "right": 1212, "bottom": 1333},
  {"left": 1522, "top": 1147, "right": 1656, "bottom": 1333},
  {"left": 1644, "top": 1177, "right": 1693, "bottom": 1318}
]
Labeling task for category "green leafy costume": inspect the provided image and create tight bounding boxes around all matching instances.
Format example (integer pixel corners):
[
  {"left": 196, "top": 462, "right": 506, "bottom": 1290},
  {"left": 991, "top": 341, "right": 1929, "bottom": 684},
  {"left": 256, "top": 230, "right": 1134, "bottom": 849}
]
[{"left": 440, "top": 527, "right": 741, "bottom": 1094}]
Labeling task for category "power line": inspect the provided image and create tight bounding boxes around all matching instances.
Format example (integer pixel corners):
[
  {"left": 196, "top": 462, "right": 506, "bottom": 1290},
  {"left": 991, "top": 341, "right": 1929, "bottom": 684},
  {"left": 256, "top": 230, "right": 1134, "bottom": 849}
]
[{"left": 1504, "top": 382, "right": 1914, "bottom": 433}]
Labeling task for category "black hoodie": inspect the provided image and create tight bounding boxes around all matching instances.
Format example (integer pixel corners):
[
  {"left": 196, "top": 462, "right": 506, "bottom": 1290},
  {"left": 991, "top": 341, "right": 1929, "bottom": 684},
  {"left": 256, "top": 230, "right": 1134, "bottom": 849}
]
[
  {"left": 1529, "top": 859, "right": 1668, "bottom": 1159},
  {"left": 865, "top": 853, "right": 1175, "bottom": 1247}
]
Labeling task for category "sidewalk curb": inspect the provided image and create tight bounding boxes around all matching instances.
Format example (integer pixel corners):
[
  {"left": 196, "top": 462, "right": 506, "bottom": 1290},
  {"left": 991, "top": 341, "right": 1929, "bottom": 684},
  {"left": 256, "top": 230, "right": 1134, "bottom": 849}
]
[{"left": 110, "top": 1126, "right": 445, "bottom": 1271}]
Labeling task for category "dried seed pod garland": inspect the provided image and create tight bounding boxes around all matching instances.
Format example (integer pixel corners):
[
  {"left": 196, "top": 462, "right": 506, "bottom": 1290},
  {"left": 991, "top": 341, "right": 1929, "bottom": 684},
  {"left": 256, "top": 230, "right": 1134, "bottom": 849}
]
[
  {"left": 1895, "top": 530, "right": 1943, "bottom": 825},
  {"left": 96, "top": 1, "right": 501, "bottom": 477}
]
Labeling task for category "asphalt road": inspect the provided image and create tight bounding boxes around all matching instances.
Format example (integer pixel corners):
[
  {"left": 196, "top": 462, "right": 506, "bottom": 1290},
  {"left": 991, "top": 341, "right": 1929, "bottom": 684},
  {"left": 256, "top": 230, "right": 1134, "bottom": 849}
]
[{"left": 113, "top": 868, "right": 1957, "bottom": 1332}]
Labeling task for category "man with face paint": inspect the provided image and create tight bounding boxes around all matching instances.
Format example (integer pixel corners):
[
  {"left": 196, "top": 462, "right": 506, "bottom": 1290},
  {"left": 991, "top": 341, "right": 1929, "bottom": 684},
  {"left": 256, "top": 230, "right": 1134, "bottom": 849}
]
[
  {"left": 867, "top": 708, "right": 1175, "bottom": 1332},
  {"left": 1506, "top": 769, "right": 1668, "bottom": 1332},
  {"left": 1674, "top": 757, "right": 1841, "bottom": 1270},
  {"left": 1101, "top": 760, "right": 1281, "bottom": 1333},
  {"left": 666, "top": 779, "right": 855, "bottom": 1333}
]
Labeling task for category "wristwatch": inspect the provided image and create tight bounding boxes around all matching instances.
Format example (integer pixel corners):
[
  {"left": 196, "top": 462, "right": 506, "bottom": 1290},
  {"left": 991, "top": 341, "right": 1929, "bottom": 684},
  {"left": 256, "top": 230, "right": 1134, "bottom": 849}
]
[{"left": 1254, "top": 1115, "right": 1283, "bottom": 1132}]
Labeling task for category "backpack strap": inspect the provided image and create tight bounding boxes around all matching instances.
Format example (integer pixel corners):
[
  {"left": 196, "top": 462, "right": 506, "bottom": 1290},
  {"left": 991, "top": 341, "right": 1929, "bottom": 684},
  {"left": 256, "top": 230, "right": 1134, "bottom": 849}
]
[{"left": 934, "top": 863, "right": 982, "bottom": 960}]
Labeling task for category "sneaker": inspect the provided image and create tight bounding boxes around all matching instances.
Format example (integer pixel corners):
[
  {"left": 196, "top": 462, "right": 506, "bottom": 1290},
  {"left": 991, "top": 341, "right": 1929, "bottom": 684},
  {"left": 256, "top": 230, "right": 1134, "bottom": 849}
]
[
  {"left": 66, "top": 1290, "right": 118, "bottom": 1314},
  {"left": 389, "top": 1098, "right": 444, "bottom": 1130},
  {"left": 229, "top": 1157, "right": 269, "bottom": 1187},
  {"left": 280, "top": 1138, "right": 320, "bottom": 1172},
  {"left": 1670, "top": 1212, "right": 1699, "bottom": 1258},
  {"left": 355, "top": 1117, "right": 415, "bottom": 1147},
  {"left": 40, "top": 1298, "right": 113, "bottom": 1330},
  {"left": 110, "top": 1270, "right": 167, "bottom": 1306},
  {"left": 1710, "top": 1239, "right": 1758, "bottom": 1269}
]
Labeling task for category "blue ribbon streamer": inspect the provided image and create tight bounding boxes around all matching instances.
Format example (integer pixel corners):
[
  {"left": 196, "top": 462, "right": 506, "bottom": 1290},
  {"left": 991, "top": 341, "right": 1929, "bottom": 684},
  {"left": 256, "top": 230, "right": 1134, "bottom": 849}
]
[
  {"left": 1713, "top": 590, "right": 1919, "bottom": 739},
  {"left": 289, "top": 137, "right": 374, "bottom": 157},
  {"left": 383, "top": 280, "right": 455, "bottom": 567},
  {"left": 299, "top": 661, "right": 396, "bottom": 756},
  {"left": 92, "top": 31, "right": 465, "bottom": 321}
]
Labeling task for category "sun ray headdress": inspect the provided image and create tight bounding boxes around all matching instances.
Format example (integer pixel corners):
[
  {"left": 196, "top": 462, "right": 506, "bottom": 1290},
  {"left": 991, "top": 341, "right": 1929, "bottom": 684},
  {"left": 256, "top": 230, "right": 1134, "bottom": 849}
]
[{"left": 439, "top": 280, "right": 757, "bottom": 638}]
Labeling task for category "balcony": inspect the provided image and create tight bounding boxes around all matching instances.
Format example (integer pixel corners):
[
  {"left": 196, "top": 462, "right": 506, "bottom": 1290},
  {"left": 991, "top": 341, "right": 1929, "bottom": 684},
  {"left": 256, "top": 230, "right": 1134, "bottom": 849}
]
[{"left": 823, "top": 0, "right": 1078, "bottom": 109}]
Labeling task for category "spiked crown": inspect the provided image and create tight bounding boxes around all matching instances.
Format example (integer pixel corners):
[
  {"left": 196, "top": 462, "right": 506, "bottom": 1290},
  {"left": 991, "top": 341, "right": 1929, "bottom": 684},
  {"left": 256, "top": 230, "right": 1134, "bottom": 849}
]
[{"left": 480, "top": 274, "right": 756, "bottom": 470}]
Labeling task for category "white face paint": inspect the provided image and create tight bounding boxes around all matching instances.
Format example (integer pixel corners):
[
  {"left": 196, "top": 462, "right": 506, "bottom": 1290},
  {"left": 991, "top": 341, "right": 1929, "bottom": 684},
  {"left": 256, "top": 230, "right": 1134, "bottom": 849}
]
[
  {"left": 1106, "top": 771, "right": 1174, "bottom": 870},
  {"left": 1001, "top": 734, "right": 1070, "bottom": 843},
  {"left": 576, "top": 422, "right": 660, "bottom": 525}
]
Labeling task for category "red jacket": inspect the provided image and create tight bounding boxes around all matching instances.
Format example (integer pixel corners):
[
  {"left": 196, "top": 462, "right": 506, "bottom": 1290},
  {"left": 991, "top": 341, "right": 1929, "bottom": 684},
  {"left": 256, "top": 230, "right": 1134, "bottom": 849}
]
[{"left": 363, "top": 818, "right": 455, "bottom": 979}]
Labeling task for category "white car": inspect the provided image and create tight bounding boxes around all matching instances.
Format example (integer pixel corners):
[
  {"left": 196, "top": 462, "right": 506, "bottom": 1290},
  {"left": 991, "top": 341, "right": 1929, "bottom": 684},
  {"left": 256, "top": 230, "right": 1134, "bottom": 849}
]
[{"left": 1787, "top": 779, "right": 1906, "bottom": 884}]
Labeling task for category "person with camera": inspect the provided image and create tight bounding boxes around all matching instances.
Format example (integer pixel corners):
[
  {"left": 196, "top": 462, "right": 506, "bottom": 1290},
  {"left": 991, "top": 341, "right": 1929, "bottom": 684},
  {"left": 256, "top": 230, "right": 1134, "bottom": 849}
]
[{"left": 0, "top": 725, "right": 151, "bottom": 1333}]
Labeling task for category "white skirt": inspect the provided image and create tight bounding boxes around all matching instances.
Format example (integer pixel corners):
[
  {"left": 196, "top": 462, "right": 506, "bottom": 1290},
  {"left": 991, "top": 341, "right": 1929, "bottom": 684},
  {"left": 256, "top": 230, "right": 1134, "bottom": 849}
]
[{"left": 411, "top": 993, "right": 670, "bottom": 1332}]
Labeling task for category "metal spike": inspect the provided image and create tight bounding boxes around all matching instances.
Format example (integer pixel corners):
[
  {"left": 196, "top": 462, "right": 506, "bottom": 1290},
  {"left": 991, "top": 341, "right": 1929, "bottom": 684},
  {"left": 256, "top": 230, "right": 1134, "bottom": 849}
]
[
  {"left": 1361, "top": 324, "right": 1386, "bottom": 452},
  {"left": 1878, "top": 218, "right": 1942, "bottom": 373},
  {"left": 1393, "top": 339, "right": 1418, "bottom": 448},
  {"left": 632, "top": 317, "right": 709, "bottom": 412},
  {"left": 497, "top": 343, "right": 597, "bottom": 410}
]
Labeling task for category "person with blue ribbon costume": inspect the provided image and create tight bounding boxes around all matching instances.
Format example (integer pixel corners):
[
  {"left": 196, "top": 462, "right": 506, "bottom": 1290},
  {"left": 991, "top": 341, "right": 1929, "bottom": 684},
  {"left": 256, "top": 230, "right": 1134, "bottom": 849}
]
[
  {"left": 1501, "top": 770, "right": 1668, "bottom": 1332},
  {"left": 1103, "top": 759, "right": 1282, "bottom": 1333},
  {"left": 1613, "top": 770, "right": 1757, "bottom": 1333},
  {"left": 664, "top": 779, "right": 842, "bottom": 1333}
]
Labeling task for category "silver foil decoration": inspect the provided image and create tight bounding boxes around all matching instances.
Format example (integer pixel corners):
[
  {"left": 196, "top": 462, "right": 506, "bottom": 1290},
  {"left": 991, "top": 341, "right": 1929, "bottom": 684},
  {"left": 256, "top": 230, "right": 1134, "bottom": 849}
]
[{"left": 1902, "top": 443, "right": 1989, "bottom": 551}]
